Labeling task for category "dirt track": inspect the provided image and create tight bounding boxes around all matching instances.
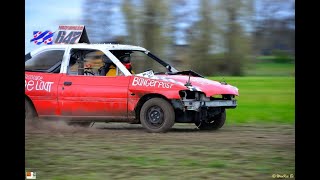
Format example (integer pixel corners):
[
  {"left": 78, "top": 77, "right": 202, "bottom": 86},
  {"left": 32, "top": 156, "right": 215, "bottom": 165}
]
[{"left": 25, "top": 121, "right": 295, "bottom": 179}]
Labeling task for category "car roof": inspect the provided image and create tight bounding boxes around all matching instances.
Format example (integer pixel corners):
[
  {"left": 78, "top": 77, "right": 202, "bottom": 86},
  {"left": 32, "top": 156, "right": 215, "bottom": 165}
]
[{"left": 27, "top": 43, "right": 148, "bottom": 55}]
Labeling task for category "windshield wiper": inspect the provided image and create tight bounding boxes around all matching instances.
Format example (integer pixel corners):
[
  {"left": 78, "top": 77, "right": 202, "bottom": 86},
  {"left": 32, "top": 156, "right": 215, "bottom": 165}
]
[
  {"left": 154, "top": 72, "right": 166, "bottom": 75},
  {"left": 167, "top": 70, "right": 204, "bottom": 78},
  {"left": 146, "top": 52, "right": 178, "bottom": 73}
]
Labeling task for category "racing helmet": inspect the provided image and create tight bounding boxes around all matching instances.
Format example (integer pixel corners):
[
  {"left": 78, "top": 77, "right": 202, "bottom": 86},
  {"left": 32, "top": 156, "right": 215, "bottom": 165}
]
[
  {"left": 119, "top": 54, "right": 131, "bottom": 63},
  {"left": 119, "top": 53, "right": 132, "bottom": 72}
]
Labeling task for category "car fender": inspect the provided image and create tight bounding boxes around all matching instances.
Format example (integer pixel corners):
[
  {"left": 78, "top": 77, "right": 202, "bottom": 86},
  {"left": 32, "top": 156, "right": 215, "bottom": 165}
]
[{"left": 127, "top": 76, "right": 188, "bottom": 114}]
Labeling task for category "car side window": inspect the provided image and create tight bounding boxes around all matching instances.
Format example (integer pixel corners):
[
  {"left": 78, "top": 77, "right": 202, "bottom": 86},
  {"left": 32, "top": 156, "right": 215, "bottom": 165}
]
[
  {"left": 25, "top": 50, "right": 64, "bottom": 72},
  {"left": 68, "top": 49, "right": 124, "bottom": 76}
]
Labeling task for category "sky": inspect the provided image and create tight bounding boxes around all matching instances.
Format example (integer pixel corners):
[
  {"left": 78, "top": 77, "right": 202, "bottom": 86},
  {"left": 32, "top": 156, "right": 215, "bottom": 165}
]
[{"left": 25, "top": 0, "right": 84, "bottom": 53}]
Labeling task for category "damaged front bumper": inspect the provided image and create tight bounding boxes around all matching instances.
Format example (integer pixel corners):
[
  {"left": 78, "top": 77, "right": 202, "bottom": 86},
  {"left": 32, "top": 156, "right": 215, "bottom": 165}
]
[
  {"left": 172, "top": 90, "right": 238, "bottom": 111},
  {"left": 182, "top": 99, "right": 237, "bottom": 111}
]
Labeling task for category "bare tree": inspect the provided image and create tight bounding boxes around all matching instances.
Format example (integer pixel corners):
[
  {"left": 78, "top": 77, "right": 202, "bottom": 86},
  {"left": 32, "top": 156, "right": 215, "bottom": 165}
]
[
  {"left": 253, "top": 0, "right": 295, "bottom": 56},
  {"left": 82, "top": 0, "right": 120, "bottom": 43},
  {"left": 122, "top": 0, "right": 172, "bottom": 70},
  {"left": 187, "top": 0, "right": 216, "bottom": 75},
  {"left": 220, "top": 0, "right": 254, "bottom": 75},
  {"left": 121, "top": 0, "right": 140, "bottom": 45},
  {"left": 168, "top": 0, "right": 197, "bottom": 70}
]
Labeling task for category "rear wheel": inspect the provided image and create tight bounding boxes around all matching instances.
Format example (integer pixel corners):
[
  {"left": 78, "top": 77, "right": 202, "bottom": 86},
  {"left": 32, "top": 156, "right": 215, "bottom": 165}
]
[
  {"left": 195, "top": 109, "right": 226, "bottom": 130},
  {"left": 140, "top": 98, "right": 175, "bottom": 133},
  {"left": 25, "top": 98, "right": 37, "bottom": 122}
]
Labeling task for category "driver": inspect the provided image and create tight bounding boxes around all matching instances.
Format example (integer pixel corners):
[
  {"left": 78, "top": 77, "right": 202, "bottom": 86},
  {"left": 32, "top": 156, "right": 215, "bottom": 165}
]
[
  {"left": 99, "top": 55, "right": 117, "bottom": 76},
  {"left": 119, "top": 53, "right": 134, "bottom": 74},
  {"left": 99, "top": 53, "right": 134, "bottom": 76}
]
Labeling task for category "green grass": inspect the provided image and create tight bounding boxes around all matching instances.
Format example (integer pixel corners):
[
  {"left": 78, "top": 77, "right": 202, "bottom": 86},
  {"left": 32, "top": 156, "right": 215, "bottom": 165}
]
[
  {"left": 208, "top": 76, "right": 295, "bottom": 124},
  {"left": 245, "top": 63, "right": 295, "bottom": 76},
  {"left": 256, "top": 56, "right": 277, "bottom": 61}
]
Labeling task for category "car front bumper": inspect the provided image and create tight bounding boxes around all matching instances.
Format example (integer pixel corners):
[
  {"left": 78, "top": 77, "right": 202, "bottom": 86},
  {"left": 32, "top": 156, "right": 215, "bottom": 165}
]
[{"left": 182, "top": 99, "right": 237, "bottom": 111}]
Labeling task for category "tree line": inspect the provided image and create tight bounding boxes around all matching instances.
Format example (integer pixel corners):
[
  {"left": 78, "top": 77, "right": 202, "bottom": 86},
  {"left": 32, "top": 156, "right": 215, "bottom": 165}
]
[{"left": 82, "top": 0, "right": 294, "bottom": 76}]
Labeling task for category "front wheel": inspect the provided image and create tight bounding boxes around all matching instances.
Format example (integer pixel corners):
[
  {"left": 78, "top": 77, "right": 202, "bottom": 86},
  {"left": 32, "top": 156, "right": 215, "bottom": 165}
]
[
  {"left": 195, "top": 109, "right": 226, "bottom": 130},
  {"left": 140, "top": 98, "right": 175, "bottom": 133}
]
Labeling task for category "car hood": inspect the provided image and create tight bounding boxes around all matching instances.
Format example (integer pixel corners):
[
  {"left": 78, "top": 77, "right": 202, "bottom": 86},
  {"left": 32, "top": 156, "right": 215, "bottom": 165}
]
[{"left": 155, "top": 74, "right": 239, "bottom": 96}]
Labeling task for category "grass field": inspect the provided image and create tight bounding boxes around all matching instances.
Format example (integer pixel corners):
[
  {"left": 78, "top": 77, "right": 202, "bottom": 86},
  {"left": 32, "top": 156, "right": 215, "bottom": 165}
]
[
  {"left": 244, "top": 63, "right": 295, "bottom": 76},
  {"left": 208, "top": 76, "right": 295, "bottom": 124}
]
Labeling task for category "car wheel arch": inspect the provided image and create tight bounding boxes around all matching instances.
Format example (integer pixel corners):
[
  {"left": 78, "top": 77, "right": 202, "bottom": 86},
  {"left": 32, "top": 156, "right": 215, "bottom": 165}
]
[
  {"left": 135, "top": 93, "right": 172, "bottom": 123},
  {"left": 25, "top": 95, "right": 38, "bottom": 116}
]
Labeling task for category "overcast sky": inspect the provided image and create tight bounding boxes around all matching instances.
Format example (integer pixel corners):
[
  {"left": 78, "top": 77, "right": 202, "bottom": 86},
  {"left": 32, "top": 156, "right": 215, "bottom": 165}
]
[{"left": 25, "top": 0, "right": 84, "bottom": 53}]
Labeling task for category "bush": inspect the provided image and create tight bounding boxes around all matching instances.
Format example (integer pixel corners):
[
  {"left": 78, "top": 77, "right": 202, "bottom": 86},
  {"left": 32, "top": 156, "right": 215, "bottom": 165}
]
[{"left": 271, "top": 50, "right": 294, "bottom": 63}]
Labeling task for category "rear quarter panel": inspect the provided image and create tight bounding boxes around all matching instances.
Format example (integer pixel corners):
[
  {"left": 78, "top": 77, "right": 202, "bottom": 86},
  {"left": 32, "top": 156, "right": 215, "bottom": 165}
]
[{"left": 25, "top": 72, "right": 62, "bottom": 115}]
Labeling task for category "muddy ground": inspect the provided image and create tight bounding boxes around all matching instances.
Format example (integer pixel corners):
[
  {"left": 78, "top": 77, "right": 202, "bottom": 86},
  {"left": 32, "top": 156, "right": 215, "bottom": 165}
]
[{"left": 25, "top": 121, "right": 295, "bottom": 180}]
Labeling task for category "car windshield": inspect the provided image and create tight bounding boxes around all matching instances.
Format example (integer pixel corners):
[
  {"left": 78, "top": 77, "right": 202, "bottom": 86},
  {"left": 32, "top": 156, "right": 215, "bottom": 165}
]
[{"left": 110, "top": 50, "right": 178, "bottom": 75}]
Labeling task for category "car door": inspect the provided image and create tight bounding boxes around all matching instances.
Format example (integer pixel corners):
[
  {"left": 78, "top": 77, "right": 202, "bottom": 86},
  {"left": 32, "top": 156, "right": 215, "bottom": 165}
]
[{"left": 57, "top": 49, "right": 130, "bottom": 118}]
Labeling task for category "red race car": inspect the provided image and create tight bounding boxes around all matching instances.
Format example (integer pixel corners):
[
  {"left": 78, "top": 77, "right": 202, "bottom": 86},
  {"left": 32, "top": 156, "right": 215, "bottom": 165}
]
[{"left": 25, "top": 43, "right": 239, "bottom": 133}]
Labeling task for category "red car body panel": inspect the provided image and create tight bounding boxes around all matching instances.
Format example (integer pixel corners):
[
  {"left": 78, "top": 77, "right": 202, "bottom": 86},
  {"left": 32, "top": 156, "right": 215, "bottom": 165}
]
[
  {"left": 25, "top": 72, "right": 130, "bottom": 118},
  {"left": 128, "top": 76, "right": 188, "bottom": 99},
  {"left": 57, "top": 74, "right": 130, "bottom": 117},
  {"left": 156, "top": 75, "right": 239, "bottom": 96},
  {"left": 25, "top": 72, "right": 238, "bottom": 119},
  {"left": 25, "top": 72, "right": 62, "bottom": 116},
  {"left": 127, "top": 76, "right": 189, "bottom": 116}
]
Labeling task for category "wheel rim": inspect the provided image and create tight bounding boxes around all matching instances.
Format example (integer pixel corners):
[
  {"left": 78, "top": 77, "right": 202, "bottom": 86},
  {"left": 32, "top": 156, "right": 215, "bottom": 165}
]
[{"left": 145, "top": 105, "right": 164, "bottom": 128}]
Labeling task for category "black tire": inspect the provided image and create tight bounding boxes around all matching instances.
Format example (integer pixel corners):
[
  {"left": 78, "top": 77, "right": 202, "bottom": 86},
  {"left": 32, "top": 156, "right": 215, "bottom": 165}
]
[
  {"left": 195, "top": 109, "right": 226, "bottom": 130},
  {"left": 67, "top": 122, "right": 92, "bottom": 127},
  {"left": 140, "top": 98, "right": 175, "bottom": 133},
  {"left": 25, "top": 98, "right": 37, "bottom": 122}
]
